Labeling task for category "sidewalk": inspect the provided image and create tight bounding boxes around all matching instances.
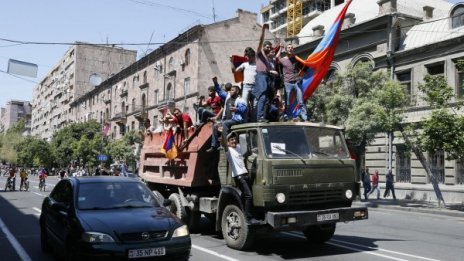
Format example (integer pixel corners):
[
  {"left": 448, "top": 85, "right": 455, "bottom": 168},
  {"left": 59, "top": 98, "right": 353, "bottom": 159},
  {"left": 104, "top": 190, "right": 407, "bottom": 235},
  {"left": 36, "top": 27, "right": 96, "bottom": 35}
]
[{"left": 353, "top": 198, "right": 464, "bottom": 218}]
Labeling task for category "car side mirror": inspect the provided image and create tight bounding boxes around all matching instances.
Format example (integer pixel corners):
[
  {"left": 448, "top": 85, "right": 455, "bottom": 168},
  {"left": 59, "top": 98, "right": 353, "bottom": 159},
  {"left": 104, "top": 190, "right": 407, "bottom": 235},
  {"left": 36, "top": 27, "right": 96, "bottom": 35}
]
[{"left": 162, "top": 199, "right": 172, "bottom": 207}]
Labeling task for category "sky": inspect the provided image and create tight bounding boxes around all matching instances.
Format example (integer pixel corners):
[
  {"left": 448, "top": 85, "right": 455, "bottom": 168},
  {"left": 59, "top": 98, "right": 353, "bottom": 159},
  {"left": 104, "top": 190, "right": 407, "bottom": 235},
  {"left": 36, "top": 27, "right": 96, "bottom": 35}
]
[
  {"left": 0, "top": 0, "right": 266, "bottom": 107},
  {"left": 0, "top": 0, "right": 462, "bottom": 108}
]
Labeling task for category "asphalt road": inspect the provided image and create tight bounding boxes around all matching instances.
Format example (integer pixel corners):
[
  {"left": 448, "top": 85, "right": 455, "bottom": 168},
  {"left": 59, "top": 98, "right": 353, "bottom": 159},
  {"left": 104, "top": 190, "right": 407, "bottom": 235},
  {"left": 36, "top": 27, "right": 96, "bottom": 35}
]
[{"left": 1, "top": 175, "right": 464, "bottom": 261}]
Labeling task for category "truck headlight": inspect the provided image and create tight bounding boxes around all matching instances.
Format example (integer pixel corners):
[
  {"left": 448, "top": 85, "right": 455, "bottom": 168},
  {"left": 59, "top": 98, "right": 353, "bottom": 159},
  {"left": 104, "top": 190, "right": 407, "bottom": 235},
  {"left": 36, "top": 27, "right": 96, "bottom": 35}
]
[
  {"left": 345, "top": 189, "right": 353, "bottom": 199},
  {"left": 276, "top": 193, "right": 286, "bottom": 203}
]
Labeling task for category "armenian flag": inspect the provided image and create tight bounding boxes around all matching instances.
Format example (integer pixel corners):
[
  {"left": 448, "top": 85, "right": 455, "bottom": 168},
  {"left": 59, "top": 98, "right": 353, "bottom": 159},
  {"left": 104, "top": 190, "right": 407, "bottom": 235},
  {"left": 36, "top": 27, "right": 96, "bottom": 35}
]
[
  {"left": 296, "top": 0, "right": 353, "bottom": 101},
  {"left": 161, "top": 128, "right": 178, "bottom": 160}
]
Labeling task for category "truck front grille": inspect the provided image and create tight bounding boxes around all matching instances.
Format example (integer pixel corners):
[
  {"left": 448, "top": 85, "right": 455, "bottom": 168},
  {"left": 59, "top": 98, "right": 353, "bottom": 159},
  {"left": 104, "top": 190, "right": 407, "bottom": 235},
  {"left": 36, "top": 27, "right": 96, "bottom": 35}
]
[{"left": 289, "top": 189, "right": 343, "bottom": 204}]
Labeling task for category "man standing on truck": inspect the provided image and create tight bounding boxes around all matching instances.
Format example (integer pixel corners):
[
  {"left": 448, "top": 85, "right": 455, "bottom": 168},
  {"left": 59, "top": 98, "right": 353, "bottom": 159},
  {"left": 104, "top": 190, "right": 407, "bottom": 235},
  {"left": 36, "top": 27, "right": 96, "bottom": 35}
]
[{"left": 222, "top": 132, "right": 257, "bottom": 223}]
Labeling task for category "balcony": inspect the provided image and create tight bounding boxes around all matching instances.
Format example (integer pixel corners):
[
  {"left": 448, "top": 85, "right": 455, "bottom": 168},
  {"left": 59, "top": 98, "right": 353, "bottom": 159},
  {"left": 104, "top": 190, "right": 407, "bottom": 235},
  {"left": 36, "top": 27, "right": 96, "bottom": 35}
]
[
  {"left": 111, "top": 111, "right": 127, "bottom": 125},
  {"left": 119, "top": 89, "right": 128, "bottom": 97},
  {"left": 103, "top": 97, "right": 111, "bottom": 104},
  {"left": 132, "top": 105, "right": 148, "bottom": 122}
]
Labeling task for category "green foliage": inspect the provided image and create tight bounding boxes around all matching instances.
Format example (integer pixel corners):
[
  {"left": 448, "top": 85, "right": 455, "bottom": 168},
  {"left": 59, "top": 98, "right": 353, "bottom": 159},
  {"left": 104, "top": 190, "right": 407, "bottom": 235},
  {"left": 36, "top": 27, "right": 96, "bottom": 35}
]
[
  {"left": 16, "top": 136, "right": 53, "bottom": 168},
  {"left": 105, "top": 130, "right": 138, "bottom": 169},
  {"left": 51, "top": 120, "right": 103, "bottom": 168},
  {"left": 417, "top": 75, "right": 453, "bottom": 108},
  {"left": 0, "top": 119, "right": 28, "bottom": 165}
]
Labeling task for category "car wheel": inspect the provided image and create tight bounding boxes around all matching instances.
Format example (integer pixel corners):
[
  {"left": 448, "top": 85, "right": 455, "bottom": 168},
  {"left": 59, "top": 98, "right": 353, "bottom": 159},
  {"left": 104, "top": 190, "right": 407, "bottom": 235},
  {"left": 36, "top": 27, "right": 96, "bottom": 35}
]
[
  {"left": 40, "top": 221, "right": 52, "bottom": 253},
  {"left": 168, "top": 193, "right": 187, "bottom": 220},
  {"left": 303, "top": 224, "right": 336, "bottom": 244},
  {"left": 221, "top": 205, "right": 255, "bottom": 250}
]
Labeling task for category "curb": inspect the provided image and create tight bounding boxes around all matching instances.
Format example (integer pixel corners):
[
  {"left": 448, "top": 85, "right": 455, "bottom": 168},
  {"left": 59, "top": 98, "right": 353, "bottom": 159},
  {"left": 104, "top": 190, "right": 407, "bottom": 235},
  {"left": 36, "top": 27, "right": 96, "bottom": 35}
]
[{"left": 353, "top": 201, "right": 464, "bottom": 218}]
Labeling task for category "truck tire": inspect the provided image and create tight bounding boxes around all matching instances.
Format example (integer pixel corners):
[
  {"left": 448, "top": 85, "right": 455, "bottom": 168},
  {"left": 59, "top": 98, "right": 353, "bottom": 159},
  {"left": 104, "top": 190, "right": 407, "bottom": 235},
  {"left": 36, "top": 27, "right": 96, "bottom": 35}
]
[
  {"left": 303, "top": 224, "right": 336, "bottom": 244},
  {"left": 168, "top": 193, "right": 187, "bottom": 221},
  {"left": 221, "top": 205, "right": 255, "bottom": 250}
]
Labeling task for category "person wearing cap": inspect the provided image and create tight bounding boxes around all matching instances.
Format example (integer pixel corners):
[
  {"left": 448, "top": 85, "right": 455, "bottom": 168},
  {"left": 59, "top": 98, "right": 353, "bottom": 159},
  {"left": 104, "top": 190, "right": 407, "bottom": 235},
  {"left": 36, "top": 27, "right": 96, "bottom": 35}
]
[
  {"left": 207, "top": 77, "right": 247, "bottom": 152},
  {"left": 222, "top": 132, "right": 257, "bottom": 223}
]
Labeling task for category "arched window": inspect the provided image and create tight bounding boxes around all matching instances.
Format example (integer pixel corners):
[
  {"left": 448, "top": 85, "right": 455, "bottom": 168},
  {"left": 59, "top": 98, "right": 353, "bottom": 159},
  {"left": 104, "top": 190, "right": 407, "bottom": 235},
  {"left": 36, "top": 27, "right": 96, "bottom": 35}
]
[
  {"left": 323, "top": 67, "right": 338, "bottom": 85},
  {"left": 166, "top": 83, "right": 172, "bottom": 100},
  {"left": 132, "top": 76, "right": 137, "bottom": 87},
  {"left": 132, "top": 98, "right": 136, "bottom": 111},
  {"left": 452, "top": 5, "right": 464, "bottom": 28},
  {"left": 121, "top": 102, "right": 126, "bottom": 115},
  {"left": 184, "top": 49, "right": 191, "bottom": 66},
  {"left": 168, "top": 57, "right": 175, "bottom": 72},
  {"left": 142, "top": 94, "right": 146, "bottom": 109},
  {"left": 143, "top": 71, "right": 148, "bottom": 83}
]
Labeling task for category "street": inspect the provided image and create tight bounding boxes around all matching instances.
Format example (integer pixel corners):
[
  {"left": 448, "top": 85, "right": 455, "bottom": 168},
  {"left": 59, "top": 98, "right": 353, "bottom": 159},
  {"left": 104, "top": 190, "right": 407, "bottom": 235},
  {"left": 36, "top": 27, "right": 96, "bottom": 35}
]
[{"left": 1, "top": 175, "right": 464, "bottom": 261}]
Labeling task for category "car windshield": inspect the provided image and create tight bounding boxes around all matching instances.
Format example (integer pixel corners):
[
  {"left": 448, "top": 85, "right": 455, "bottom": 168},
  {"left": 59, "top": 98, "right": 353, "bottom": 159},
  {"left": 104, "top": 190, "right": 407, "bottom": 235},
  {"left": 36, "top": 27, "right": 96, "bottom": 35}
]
[
  {"left": 262, "top": 126, "right": 350, "bottom": 159},
  {"left": 77, "top": 182, "right": 160, "bottom": 210}
]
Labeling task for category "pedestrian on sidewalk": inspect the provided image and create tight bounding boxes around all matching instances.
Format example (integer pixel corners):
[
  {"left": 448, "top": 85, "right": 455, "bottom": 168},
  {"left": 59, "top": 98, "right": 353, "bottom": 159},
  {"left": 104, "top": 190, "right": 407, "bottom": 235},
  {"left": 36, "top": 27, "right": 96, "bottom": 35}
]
[
  {"left": 361, "top": 168, "right": 371, "bottom": 200},
  {"left": 368, "top": 170, "right": 381, "bottom": 200},
  {"left": 384, "top": 169, "right": 397, "bottom": 200}
]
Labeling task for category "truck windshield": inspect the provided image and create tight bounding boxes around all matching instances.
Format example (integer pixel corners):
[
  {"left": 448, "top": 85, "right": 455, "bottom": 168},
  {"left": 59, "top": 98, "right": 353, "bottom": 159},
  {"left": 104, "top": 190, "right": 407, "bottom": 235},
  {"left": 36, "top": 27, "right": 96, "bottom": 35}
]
[{"left": 262, "top": 126, "right": 350, "bottom": 159}]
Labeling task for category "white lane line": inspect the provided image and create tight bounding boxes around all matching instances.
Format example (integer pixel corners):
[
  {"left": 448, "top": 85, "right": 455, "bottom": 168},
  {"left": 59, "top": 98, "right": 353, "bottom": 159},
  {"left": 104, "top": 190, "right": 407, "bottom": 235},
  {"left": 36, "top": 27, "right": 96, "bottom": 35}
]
[
  {"left": 330, "top": 239, "right": 442, "bottom": 261},
  {"left": 192, "top": 244, "right": 241, "bottom": 261},
  {"left": 285, "top": 232, "right": 441, "bottom": 261},
  {"left": 0, "top": 217, "right": 32, "bottom": 261},
  {"left": 32, "top": 192, "right": 47, "bottom": 197}
]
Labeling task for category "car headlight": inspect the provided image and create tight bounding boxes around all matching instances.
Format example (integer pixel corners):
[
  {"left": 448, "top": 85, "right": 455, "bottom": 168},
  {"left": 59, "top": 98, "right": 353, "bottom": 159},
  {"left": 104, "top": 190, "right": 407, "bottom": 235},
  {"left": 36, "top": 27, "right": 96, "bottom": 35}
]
[
  {"left": 81, "top": 232, "right": 115, "bottom": 243},
  {"left": 276, "top": 193, "right": 286, "bottom": 203},
  {"left": 345, "top": 189, "right": 353, "bottom": 199},
  {"left": 172, "top": 225, "right": 189, "bottom": 238}
]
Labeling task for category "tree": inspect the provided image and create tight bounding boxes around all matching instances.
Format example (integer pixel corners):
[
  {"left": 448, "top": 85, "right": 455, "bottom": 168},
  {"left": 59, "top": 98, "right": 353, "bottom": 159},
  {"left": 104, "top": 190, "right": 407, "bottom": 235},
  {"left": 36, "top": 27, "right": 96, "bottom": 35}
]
[
  {"left": 105, "top": 130, "right": 140, "bottom": 171},
  {"left": 0, "top": 119, "right": 27, "bottom": 165},
  {"left": 51, "top": 120, "right": 102, "bottom": 168},
  {"left": 16, "top": 136, "right": 54, "bottom": 168},
  {"left": 309, "top": 62, "right": 407, "bottom": 172}
]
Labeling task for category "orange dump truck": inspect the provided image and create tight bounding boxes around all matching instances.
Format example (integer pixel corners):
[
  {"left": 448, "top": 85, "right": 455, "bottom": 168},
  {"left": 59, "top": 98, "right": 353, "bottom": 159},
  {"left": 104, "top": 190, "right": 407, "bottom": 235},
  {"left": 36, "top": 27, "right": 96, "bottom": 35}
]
[{"left": 139, "top": 122, "right": 368, "bottom": 250}]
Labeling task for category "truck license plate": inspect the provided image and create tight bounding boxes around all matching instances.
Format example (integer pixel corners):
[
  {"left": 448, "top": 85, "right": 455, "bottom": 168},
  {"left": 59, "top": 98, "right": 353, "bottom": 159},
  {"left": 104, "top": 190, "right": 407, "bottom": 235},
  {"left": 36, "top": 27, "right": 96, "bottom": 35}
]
[
  {"left": 128, "top": 247, "right": 166, "bottom": 258},
  {"left": 317, "top": 212, "right": 339, "bottom": 222}
]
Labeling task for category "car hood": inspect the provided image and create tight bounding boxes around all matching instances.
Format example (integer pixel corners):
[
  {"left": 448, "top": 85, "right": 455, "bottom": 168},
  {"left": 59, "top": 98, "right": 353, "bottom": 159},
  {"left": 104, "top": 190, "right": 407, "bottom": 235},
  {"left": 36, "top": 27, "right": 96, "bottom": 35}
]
[{"left": 78, "top": 207, "right": 179, "bottom": 233}]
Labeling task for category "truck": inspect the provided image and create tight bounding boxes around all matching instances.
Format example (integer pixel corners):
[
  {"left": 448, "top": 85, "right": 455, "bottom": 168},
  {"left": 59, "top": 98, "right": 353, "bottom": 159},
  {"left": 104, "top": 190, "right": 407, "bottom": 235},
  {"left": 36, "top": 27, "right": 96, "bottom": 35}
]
[{"left": 139, "top": 121, "right": 368, "bottom": 250}]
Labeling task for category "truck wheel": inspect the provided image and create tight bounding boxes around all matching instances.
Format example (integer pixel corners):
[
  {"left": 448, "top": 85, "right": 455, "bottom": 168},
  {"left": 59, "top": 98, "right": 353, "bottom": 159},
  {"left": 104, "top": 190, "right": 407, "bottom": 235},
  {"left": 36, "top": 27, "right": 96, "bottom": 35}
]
[
  {"left": 221, "top": 205, "right": 255, "bottom": 250},
  {"left": 168, "top": 193, "right": 187, "bottom": 220},
  {"left": 303, "top": 224, "right": 336, "bottom": 244}
]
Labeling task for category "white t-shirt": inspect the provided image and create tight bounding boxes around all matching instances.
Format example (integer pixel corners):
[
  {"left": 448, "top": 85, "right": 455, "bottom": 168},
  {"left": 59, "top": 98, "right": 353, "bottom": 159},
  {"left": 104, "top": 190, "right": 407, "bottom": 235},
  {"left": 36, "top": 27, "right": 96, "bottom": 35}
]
[
  {"left": 236, "top": 62, "right": 257, "bottom": 85},
  {"left": 226, "top": 145, "right": 248, "bottom": 178}
]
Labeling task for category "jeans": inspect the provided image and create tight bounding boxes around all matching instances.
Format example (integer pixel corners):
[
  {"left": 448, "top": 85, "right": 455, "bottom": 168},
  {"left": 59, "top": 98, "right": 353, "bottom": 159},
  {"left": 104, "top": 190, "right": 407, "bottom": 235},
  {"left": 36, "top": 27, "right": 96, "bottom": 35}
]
[
  {"left": 241, "top": 83, "right": 255, "bottom": 122},
  {"left": 368, "top": 185, "right": 380, "bottom": 199},
  {"left": 197, "top": 107, "right": 216, "bottom": 123},
  {"left": 285, "top": 82, "right": 307, "bottom": 121},
  {"left": 253, "top": 72, "right": 270, "bottom": 120}
]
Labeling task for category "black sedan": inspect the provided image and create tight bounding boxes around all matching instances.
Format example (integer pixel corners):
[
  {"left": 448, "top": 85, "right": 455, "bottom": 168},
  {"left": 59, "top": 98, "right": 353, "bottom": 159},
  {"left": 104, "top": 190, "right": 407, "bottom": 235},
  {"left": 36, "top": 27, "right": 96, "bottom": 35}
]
[{"left": 40, "top": 176, "right": 191, "bottom": 260}]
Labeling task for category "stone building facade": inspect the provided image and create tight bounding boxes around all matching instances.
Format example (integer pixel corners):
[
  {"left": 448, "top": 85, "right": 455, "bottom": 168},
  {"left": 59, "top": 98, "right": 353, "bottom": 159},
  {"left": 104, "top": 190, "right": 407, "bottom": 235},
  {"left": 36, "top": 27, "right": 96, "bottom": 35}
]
[
  {"left": 0, "top": 100, "right": 32, "bottom": 135},
  {"left": 70, "top": 9, "right": 271, "bottom": 140},
  {"left": 294, "top": 0, "right": 464, "bottom": 202},
  {"left": 31, "top": 43, "right": 137, "bottom": 141}
]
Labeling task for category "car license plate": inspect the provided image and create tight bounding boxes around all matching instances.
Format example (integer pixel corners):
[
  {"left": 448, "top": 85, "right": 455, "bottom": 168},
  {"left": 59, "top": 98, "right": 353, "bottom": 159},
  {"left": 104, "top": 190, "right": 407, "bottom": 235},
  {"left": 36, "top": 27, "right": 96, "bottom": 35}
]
[
  {"left": 317, "top": 212, "right": 339, "bottom": 222},
  {"left": 128, "top": 247, "right": 166, "bottom": 258}
]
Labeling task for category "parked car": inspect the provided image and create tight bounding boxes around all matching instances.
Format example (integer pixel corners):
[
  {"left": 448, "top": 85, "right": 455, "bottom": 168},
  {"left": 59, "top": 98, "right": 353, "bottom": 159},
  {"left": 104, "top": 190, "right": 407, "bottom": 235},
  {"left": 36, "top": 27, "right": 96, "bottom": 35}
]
[{"left": 40, "top": 176, "right": 191, "bottom": 260}]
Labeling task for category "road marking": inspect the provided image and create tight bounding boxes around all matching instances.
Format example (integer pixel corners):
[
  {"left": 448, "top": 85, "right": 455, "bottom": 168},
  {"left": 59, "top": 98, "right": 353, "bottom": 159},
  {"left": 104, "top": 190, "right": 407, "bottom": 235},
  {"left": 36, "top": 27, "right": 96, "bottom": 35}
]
[
  {"left": 192, "top": 244, "right": 241, "bottom": 261},
  {"left": 32, "top": 192, "right": 47, "bottom": 197},
  {"left": 0, "top": 217, "right": 32, "bottom": 261},
  {"left": 285, "top": 232, "right": 441, "bottom": 261}
]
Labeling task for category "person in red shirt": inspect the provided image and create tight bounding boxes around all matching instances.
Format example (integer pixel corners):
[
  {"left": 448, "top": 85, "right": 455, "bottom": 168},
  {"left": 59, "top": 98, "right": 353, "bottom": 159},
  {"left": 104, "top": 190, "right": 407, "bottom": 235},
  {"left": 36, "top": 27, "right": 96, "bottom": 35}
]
[
  {"left": 367, "top": 170, "right": 381, "bottom": 200},
  {"left": 164, "top": 108, "right": 193, "bottom": 143},
  {"left": 195, "top": 86, "right": 223, "bottom": 123}
]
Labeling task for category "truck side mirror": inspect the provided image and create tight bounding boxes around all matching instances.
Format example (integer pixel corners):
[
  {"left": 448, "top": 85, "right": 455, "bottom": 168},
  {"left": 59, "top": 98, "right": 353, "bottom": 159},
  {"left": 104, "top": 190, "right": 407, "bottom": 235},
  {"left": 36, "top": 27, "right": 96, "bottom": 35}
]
[{"left": 239, "top": 134, "right": 249, "bottom": 156}]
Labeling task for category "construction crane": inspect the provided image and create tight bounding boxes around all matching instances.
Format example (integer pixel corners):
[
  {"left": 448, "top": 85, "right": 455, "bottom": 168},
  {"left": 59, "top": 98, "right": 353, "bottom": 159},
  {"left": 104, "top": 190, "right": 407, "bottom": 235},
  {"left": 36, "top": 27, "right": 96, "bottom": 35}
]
[{"left": 287, "top": 0, "right": 303, "bottom": 37}]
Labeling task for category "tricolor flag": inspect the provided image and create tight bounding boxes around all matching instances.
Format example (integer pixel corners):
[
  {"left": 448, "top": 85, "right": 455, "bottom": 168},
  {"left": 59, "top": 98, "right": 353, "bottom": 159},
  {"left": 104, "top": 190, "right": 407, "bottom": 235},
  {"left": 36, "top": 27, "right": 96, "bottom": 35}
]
[
  {"left": 161, "top": 128, "right": 178, "bottom": 160},
  {"left": 296, "top": 0, "right": 353, "bottom": 101},
  {"left": 231, "top": 55, "right": 248, "bottom": 83}
]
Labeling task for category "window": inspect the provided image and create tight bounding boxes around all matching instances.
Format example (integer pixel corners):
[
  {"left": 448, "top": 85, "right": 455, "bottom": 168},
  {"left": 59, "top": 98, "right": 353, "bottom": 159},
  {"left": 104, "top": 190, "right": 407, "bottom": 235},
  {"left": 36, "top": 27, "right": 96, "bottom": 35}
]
[
  {"left": 429, "top": 151, "right": 445, "bottom": 184},
  {"left": 132, "top": 76, "right": 137, "bottom": 87},
  {"left": 50, "top": 181, "right": 73, "bottom": 206},
  {"left": 184, "top": 78, "right": 191, "bottom": 96},
  {"left": 452, "top": 5, "right": 464, "bottom": 29},
  {"left": 143, "top": 71, "right": 148, "bottom": 83},
  {"left": 455, "top": 59, "right": 464, "bottom": 98},
  {"left": 457, "top": 160, "right": 464, "bottom": 184},
  {"left": 131, "top": 121, "right": 135, "bottom": 131},
  {"left": 323, "top": 68, "right": 337, "bottom": 86},
  {"left": 426, "top": 63, "right": 444, "bottom": 76},
  {"left": 184, "top": 49, "right": 190, "bottom": 66},
  {"left": 132, "top": 98, "right": 136, "bottom": 111},
  {"left": 396, "top": 70, "right": 413, "bottom": 104},
  {"left": 155, "top": 90, "right": 159, "bottom": 104},
  {"left": 395, "top": 145, "right": 411, "bottom": 183},
  {"left": 168, "top": 57, "right": 175, "bottom": 72},
  {"left": 141, "top": 94, "right": 146, "bottom": 109},
  {"left": 166, "top": 83, "right": 172, "bottom": 100}
]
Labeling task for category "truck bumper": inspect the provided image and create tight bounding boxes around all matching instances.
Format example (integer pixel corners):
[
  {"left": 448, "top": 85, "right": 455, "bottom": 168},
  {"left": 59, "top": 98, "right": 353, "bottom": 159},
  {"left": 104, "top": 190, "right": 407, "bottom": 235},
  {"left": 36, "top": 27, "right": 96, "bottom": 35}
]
[{"left": 266, "top": 206, "right": 368, "bottom": 229}]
